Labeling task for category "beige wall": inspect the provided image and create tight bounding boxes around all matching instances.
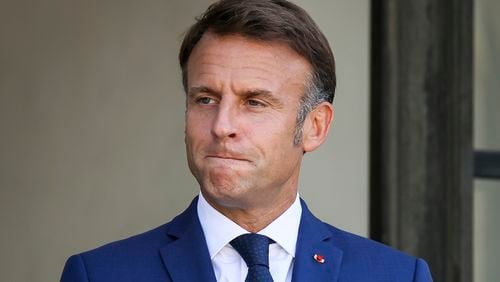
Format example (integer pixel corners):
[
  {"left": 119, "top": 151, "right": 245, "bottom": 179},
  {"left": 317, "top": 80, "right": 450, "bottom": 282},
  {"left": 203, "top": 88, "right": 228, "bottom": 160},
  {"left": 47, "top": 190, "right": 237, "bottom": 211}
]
[
  {"left": 474, "top": 0, "right": 500, "bottom": 281},
  {"left": 0, "top": 1, "right": 369, "bottom": 281}
]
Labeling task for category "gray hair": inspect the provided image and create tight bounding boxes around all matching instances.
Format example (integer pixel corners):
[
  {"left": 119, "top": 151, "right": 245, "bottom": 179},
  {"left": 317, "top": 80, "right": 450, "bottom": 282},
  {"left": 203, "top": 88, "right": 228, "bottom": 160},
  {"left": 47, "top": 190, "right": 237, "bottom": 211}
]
[{"left": 294, "top": 73, "right": 330, "bottom": 145}]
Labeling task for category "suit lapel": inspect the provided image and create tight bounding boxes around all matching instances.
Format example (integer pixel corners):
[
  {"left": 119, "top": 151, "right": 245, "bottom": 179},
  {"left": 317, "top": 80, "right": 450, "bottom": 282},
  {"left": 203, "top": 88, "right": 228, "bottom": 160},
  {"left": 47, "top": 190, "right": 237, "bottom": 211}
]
[
  {"left": 291, "top": 199, "right": 343, "bottom": 282},
  {"left": 159, "top": 197, "right": 217, "bottom": 282}
]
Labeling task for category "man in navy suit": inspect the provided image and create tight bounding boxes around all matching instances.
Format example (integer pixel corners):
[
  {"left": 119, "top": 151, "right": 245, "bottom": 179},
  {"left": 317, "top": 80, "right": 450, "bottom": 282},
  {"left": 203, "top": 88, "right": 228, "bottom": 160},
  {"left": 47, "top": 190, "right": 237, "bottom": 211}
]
[{"left": 62, "top": 0, "right": 432, "bottom": 281}]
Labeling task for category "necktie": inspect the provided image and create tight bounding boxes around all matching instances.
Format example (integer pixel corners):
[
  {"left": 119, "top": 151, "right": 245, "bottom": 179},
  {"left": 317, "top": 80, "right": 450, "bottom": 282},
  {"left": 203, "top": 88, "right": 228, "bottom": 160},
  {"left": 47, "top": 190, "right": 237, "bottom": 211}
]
[{"left": 230, "top": 233, "right": 274, "bottom": 282}]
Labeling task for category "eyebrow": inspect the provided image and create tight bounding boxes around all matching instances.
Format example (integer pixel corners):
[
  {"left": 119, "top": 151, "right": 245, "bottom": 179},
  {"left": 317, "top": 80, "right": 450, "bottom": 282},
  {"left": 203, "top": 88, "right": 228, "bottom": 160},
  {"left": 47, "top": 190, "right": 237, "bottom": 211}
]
[
  {"left": 244, "top": 89, "right": 283, "bottom": 108},
  {"left": 188, "top": 86, "right": 284, "bottom": 108},
  {"left": 188, "top": 86, "right": 218, "bottom": 97}
]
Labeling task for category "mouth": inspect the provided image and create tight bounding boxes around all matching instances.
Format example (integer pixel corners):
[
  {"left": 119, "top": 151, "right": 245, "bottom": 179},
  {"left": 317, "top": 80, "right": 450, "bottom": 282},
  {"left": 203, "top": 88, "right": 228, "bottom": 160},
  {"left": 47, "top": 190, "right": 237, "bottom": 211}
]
[{"left": 205, "top": 155, "right": 250, "bottom": 163}]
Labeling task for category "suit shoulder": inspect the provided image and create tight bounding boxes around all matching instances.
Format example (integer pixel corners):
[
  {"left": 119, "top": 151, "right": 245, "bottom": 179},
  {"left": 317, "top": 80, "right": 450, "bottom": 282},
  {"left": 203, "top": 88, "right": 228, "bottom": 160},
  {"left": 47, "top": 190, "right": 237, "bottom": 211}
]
[
  {"left": 62, "top": 222, "right": 176, "bottom": 281},
  {"left": 323, "top": 223, "right": 412, "bottom": 258},
  {"left": 79, "top": 222, "right": 172, "bottom": 259},
  {"left": 61, "top": 198, "right": 200, "bottom": 281},
  {"left": 321, "top": 223, "right": 431, "bottom": 280}
]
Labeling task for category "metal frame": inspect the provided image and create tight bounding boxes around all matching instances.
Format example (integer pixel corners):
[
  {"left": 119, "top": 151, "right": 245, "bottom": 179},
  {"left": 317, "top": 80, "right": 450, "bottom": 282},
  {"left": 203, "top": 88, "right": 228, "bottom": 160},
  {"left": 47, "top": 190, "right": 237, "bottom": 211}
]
[{"left": 474, "top": 150, "right": 500, "bottom": 179}]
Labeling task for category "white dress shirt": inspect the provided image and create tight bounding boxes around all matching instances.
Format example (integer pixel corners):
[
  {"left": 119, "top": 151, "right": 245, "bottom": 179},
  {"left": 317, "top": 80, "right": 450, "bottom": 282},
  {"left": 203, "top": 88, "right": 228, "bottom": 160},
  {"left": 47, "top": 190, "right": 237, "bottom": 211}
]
[{"left": 197, "top": 193, "right": 302, "bottom": 282}]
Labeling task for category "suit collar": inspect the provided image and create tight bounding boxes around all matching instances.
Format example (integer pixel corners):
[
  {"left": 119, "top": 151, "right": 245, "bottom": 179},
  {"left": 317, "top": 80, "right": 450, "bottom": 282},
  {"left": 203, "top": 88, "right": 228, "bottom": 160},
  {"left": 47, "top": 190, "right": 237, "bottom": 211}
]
[
  {"left": 197, "top": 192, "right": 303, "bottom": 260},
  {"left": 291, "top": 199, "right": 343, "bottom": 282},
  {"left": 159, "top": 197, "right": 217, "bottom": 282}
]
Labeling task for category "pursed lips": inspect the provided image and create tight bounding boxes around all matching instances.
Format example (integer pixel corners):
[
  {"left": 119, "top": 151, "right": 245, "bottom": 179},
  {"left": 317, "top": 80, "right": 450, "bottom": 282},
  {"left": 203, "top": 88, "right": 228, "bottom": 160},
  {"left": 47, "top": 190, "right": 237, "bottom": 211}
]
[{"left": 205, "top": 154, "right": 251, "bottom": 163}]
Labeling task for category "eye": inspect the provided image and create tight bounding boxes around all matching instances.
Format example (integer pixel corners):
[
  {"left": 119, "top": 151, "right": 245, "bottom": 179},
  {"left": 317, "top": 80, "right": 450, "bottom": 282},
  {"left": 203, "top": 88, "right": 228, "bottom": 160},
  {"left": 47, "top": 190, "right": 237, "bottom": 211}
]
[
  {"left": 246, "top": 99, "right": 265, "bottom": 107},
  {"left": 196, "top": 97, "right": 217, "bottom": 105}
]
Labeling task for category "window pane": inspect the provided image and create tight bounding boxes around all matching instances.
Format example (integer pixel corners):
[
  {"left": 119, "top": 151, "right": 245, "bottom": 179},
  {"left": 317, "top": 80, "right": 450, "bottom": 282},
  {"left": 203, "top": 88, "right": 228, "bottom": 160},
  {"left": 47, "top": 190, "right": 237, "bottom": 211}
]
[
  {"left": 474, "top": 0, "right": 500, "bottom": 150},
  {"left": 474, "top": 180, "right": 500, "bottom": 282}
]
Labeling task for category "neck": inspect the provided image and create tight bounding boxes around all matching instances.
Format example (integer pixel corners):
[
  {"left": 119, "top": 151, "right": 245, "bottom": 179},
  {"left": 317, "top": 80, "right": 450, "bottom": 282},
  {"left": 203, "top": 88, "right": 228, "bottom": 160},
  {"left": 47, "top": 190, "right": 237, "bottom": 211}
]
[{"left": 203, "top": 191, "right": 297, "bottom": 233}]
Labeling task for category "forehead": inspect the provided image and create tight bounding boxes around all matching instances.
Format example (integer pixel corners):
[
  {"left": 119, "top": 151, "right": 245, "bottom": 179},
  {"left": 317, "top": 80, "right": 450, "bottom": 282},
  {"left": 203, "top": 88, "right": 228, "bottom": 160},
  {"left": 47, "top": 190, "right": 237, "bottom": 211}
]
[{"left": 186, "top": 32, "right": 312, "bottom": 92}]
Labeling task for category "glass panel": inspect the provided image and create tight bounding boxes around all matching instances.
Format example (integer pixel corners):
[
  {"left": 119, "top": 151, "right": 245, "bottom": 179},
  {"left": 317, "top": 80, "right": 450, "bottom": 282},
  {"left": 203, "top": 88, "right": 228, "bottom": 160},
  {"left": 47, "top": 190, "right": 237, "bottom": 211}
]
[
  {"left": 474, "top": 0, "right": 500, "bottom": 150},
  {"left": 474, "top": 180, "right": 500, "bottom": 282}
]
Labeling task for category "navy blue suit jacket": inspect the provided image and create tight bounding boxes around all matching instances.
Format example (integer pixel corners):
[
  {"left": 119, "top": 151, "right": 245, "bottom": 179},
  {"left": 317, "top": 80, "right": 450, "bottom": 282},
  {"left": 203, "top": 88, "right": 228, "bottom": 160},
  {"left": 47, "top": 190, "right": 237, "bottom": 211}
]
[{"left": 61, "top": 197, "right": 432, "bottom": 281}]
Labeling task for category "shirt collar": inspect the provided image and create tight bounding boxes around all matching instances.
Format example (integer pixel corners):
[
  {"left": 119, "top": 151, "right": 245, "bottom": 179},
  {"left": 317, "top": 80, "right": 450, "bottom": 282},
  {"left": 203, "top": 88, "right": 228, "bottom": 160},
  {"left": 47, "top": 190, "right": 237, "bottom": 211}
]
[{"left": 197, "top": 192, "right": 302, "bottom": 260}]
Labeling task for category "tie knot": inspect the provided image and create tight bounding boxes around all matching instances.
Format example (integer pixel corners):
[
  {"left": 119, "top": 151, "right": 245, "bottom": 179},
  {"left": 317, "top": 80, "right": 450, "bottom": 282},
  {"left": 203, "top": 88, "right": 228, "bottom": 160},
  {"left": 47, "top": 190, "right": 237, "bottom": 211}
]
[{"left": 230, "top": 233, "right": 272, "bottom": 268}]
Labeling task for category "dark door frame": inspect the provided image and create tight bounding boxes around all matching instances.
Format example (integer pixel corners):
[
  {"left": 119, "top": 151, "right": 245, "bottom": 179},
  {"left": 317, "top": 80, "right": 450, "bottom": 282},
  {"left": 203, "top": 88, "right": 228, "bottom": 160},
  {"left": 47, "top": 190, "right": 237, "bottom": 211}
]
[{"left": 369, "top": 1, "right": 474, "bottom": 281}]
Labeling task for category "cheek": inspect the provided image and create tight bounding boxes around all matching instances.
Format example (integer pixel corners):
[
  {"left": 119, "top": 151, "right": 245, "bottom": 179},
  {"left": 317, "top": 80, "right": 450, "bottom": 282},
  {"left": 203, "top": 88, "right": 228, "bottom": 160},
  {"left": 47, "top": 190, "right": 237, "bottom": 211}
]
[
  {"left": 252, "top": 122, "right": 296, "bottom": 154},
  {"left": 186, "top": 110, "right": 211, "bottom": 136},
  {"left": 185, "top": 118, "right": 204, "bottom": 154}
]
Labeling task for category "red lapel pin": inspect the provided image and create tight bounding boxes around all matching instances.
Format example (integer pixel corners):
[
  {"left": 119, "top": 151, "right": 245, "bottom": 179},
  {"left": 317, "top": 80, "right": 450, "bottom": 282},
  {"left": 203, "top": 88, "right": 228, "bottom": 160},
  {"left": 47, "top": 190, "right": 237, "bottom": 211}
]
[{"left": 313, "top": 254, "right": 325, "bottom": 264}]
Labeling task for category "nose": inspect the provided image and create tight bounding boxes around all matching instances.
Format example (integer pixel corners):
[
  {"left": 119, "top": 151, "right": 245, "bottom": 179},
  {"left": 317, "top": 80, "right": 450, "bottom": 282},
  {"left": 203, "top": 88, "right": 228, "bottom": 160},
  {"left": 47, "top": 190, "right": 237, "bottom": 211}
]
[{"left": 211, "top": 101, "right": 238, "bottom": 140}]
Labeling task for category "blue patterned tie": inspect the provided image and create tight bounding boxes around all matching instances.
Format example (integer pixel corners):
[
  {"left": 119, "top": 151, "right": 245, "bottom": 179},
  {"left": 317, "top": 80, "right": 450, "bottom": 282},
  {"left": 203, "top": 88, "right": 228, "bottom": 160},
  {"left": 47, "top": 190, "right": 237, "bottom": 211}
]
[{"left": 230, "top": 233, "right": 274, "bottom": 282}]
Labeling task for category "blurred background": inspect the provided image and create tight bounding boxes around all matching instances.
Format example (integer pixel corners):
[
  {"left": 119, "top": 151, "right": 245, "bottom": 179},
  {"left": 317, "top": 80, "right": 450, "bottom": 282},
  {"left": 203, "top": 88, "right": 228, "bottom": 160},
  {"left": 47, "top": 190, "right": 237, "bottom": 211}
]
[{"left": 0, "top": 0, "right": 497, "bottom": 281}]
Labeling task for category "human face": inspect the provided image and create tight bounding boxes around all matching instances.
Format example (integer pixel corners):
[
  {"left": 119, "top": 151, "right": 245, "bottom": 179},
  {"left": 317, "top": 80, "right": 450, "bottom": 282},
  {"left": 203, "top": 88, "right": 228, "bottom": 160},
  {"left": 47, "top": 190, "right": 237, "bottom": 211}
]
[{"left": 185, "top": 33, "right": 312, "bottom": 211}]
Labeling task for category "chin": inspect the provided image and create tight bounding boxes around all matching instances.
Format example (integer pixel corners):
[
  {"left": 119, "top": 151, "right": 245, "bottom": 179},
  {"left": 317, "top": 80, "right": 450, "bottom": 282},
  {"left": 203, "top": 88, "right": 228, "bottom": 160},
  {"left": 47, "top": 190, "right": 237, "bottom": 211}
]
[
  {"left": 207, "top": 179, "right": 241, "bottom": 196},
  {"left": 202, "top": 180, "right": 248, "bottom": 205}
]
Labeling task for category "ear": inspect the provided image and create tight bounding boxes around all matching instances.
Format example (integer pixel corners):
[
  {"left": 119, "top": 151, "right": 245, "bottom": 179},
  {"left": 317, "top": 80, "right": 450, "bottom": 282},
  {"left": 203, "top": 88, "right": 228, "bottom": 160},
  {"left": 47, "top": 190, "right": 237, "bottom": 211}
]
[{"left": 302, "top": 102, "right": 334, "bottom": 153}]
